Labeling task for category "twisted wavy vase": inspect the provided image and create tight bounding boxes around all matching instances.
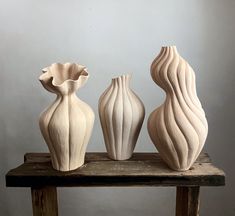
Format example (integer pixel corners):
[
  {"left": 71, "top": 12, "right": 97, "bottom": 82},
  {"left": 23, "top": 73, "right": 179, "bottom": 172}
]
[
  {"left": 39, "top": 63, "right": 95, "bottom": 171},
  {"left": 148, "top": 46, "right": 208, "bottom": 171},
  {"left": 99, "top": 74, "right": 145, "bottom": 160}
]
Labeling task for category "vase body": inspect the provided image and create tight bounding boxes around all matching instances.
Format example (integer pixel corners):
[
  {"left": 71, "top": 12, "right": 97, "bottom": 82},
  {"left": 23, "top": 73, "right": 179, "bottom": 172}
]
[
  {"left": 99, "top": 74, "right": 145, "bottom": 160},
  {"left": 148, "top": 46, "right": 208, "bottom": 171},
  {"left": 39, "top": 63, "right": 95, "bottom": 171}
]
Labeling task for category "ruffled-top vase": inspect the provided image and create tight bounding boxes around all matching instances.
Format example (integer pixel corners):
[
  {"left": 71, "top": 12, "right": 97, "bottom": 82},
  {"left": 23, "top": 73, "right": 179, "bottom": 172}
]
[
  {"left": 148, "top": 46, "right": 208, "bottom": 171},
  {"left": 99, "top": 74, "right": 145, "bottom": 160},
  {"left": 39, "top": 63, "right": 95, "bottom": 171}
]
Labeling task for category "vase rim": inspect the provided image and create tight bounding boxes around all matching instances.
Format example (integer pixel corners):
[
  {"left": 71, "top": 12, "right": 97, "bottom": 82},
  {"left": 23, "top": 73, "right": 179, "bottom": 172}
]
[
  {"left": 111, "top": 73, "right": 132, "bottom": 81},
  {"left": 161, "top": 45, "right": 177, "bottom": 49},
  {"left": 160, "top": 46, "right": 178, "bottom": 54},
  {"left": 39, "top": 62, "right": 89, "bottom": 95},
  {"left": 39, "top": 62, "right": 89, "bottom": 87}
]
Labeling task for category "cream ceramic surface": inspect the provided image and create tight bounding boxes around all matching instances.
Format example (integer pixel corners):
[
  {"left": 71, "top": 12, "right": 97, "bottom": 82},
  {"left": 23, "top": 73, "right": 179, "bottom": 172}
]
[
  {"left": 99, "top": 74, "right": 145, "bottom": 160},
  {"left": 39, "top": 63, "right": 95, "bottom": 171},
  {"left": 148, "top": 46, "right": 208, "bottom": 171}
]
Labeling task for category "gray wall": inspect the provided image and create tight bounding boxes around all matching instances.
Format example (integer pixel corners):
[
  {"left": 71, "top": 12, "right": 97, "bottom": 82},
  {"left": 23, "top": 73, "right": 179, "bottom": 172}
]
[{"left": 0, "top": 0, "right": 234, "bottom": 215}]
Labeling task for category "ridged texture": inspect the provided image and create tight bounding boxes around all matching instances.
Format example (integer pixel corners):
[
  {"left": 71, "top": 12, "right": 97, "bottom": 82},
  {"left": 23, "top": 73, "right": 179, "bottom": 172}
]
[
  {"left": 39, "top": 63, "right": 95, "bottom": 171},
  {"left": 148, "top": 46, "right": 208, "bottom": 171},
  {"left": 99, "top": 74, "right": 145, "bottom": 160}
]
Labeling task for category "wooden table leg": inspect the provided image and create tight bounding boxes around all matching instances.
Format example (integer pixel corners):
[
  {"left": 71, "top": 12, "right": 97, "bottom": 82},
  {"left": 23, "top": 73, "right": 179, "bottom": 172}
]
[
  {"left": 31, "top": 186, "right": 58, "bottom": 216},
  {"left": 175, "top": 186, "right": 200, "bottom": 216}
]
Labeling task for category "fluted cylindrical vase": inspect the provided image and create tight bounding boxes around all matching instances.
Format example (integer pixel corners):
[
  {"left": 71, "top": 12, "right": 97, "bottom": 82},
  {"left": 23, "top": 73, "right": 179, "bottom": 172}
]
[
  {"left": 99, "top": 74, "right": 145, "bottom": 160},
  {"left": 39, "top": 63, "right": 95, "bottom": 171},
  {"left": 148, "top": 46, "right": 208, "bottom": 171}
]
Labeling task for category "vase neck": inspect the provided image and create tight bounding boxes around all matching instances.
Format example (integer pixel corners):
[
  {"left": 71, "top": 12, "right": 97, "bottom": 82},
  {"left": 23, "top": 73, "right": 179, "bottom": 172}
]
[
  {"left": 56, "top": 91, "right": 78, "bottom": 98},
  {"left": 111, "top": 74, "right": 131, "bottom": 88},
  {"left": 160, "top": 46, "right": 178, "bottom": 56}
]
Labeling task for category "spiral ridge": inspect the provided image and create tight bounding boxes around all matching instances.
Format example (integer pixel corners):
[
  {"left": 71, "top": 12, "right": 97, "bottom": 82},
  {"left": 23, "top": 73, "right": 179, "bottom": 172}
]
[{"left": 148, "top": 46, "right": 208, "bottom": 171}]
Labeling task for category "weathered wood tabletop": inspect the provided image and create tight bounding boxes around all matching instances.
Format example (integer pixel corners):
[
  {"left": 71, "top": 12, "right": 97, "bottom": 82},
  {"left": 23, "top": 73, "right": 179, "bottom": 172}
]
[
  {"left": 6, "top": 152, "right": 225, "bottom": 187},
  {"left": 5, "top": 152, "right": 225, "bottom": 216}
]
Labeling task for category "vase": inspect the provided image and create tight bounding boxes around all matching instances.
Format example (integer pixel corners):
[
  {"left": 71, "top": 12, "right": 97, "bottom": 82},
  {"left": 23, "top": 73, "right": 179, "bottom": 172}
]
[
  {"left": 99, "top": 74, "right": 145, "bottom": 160},
  {"left": 39, "top": 63, "right": 95, "bottom": 171},
  {"left": 148, "top": 46, "right": 208, "bottom": 171}
]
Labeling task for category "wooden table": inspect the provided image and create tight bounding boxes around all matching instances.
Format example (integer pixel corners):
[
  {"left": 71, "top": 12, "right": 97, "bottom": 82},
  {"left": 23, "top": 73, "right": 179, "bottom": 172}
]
[{"left": 5, "top": 152, "right": 225, "bottom": 216}]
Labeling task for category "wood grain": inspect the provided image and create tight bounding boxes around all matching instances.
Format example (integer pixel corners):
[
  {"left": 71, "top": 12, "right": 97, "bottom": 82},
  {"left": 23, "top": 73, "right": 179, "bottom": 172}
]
[
  {"left": 31, "top": 186, "right": 58, "bottom": 216},
  {"left": 176, "top": 186, "right": 200, "bottom": 216},
  {"left": 6, "top": 152, "right": 225, "bottom": 187},
  {"left": 24, "top": 152, "right": 212, "bottom": 163}
]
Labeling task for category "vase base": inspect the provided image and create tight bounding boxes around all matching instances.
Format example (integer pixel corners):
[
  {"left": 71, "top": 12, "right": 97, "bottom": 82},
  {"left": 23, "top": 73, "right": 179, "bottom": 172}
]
[
  {"left": 52, "top": 161, "right": 85, "bottom": 172},
  {"left": 108, "top": 154, "right": 133, "bottom": 161}
]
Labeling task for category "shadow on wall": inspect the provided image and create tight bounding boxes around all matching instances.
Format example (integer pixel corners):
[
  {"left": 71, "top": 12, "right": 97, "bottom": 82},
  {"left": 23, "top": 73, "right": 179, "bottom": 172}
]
[
  {"left": 199, "top": 1, "right": 235, "bottom": 216},
  {"left": 0, "top": 32, "right": 50, "bottom": 215}
]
